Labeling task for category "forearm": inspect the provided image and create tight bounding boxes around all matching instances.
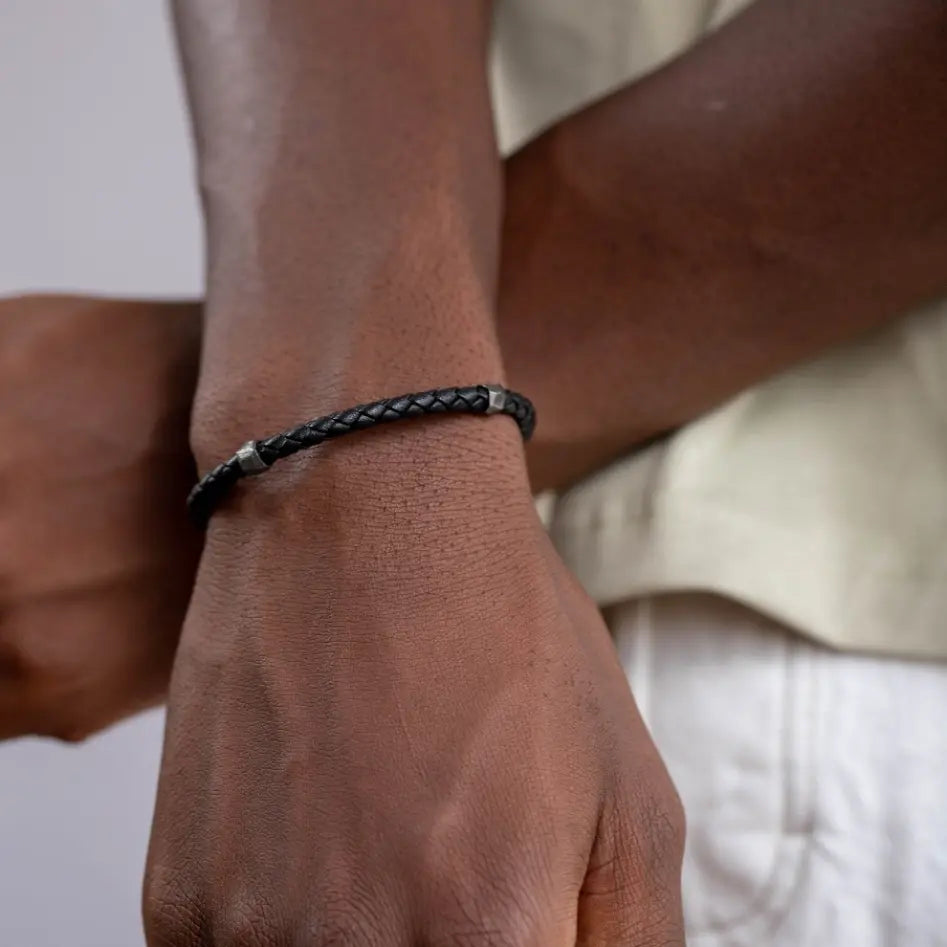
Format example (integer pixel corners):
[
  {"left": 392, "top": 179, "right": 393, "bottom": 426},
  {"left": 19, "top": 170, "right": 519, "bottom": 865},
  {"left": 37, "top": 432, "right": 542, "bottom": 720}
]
[
  {"left": 500, "top": 0, "right": 947, "bottom": 489},
  {"left": 154, "top": 12, "right": 687, "bottom": 936},
  {"left": 173, "top": 0, "right": 508, "bottom": 473}
]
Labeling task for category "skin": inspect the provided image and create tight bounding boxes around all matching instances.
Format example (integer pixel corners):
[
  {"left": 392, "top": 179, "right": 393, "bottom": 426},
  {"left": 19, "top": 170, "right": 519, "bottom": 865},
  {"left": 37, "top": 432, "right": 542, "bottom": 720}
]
[
  {"left": 503, "top": 0, "right": 947, "bottom": 488},
  {"left": 4, "top": 0, "right": 945, "bottom": 747},
  {"left": 1, "top": 0, "right": 943, "bottom": 941},
  {"left": 0, "top": 295, "right": 200, "bottom": 741},
  {"left": 147, "top": 1, "right": 688, "bottom": 945},
  {"left": 143, "top": 1, "right": 946, "bottom": 945}
]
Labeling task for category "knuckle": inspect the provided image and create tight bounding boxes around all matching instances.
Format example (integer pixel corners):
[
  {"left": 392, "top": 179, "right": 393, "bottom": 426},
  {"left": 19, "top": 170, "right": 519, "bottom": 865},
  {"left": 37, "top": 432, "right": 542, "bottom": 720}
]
[
  {"left": 640, "top": 779, "right": 686, "bottom": 868},
  {"left": 48, "top": 722, "right": 95, "bottom": 745},
  {"left": 0, "top": 628, "right": 31, "bottom": 685},
  {"left": 428, "top": 887, "right": 549, "bottom": 947},
  {"left": 430, "top": 920, "right": 552, "bottom": 947},
  {"left": 593, "top": 775, "right": 686, "bottom": 912},
  {"left": 429, "top": 920, "right": 522, "bottom": 947},
  {"left": 304, "top": 892, "right": 393, "bottom": 946},
  {"left": 0, "top": 611, "right": 66, "bottom": 689},
  {"left": 143, "top": 867, "right": 209, "bottom": 947},
  {"left": 607, "top": 910, "right": 686, "bottom": 947},
  {"left": 588, "top": 778, "right": 687, "bottom": 943},
  {"left": 215, "top": 895, "right": 286, "bottom": 947},
  {"left": 617, "top": 769, "right": 686, "bottom": 876},
  {"left": 0, "top": 613, "right": 107, "bottom": 743},
  {"left": 417, "top": 814, "right": 567, "bottom": 947},
  {"left": 637, "top": 805, "right": 684, "bottom": 885},
  {"left": 306, "top": 922, "right": 382, "bottom": 947}
]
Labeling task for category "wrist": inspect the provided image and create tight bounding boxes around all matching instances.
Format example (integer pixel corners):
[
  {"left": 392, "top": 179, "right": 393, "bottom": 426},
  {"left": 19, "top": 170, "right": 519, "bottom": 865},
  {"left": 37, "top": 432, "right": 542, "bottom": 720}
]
[
  {"left": 192, "top": 259, "right": 507, "bottom": 465},
  {"left": 198, "top": 416, "right": 537, "bottom": 571},
  {"left": 191, "top": 360, "right": 509, "bottom": 474}
]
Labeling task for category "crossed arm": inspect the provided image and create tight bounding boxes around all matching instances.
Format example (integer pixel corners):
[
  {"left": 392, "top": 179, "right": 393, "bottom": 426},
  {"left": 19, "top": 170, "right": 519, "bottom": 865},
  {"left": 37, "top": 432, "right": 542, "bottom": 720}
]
[
  {"left": 175, "top": 0, "right": 947, "bottom": 493},
  {"left": 1, "top": 0, "right": 945, "bottom": 943},
  {"left": 503, "top": 0, "right": 947, "bottom": 487}
]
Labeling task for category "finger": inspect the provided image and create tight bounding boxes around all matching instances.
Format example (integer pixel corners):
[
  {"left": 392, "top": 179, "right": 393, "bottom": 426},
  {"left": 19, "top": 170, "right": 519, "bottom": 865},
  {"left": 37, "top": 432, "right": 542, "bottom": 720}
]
[
  {"left": 0, "top": 683, "right": 40, "bottom": 741},
  {"left": 419, "top": 894, "right": 579, "bottom": 947},
  {"left": 576, "top": 791, "right": 687, "bottom": 947},
  {"left": 413, "top": 834, "right": 583, "bottom": 947},
  {"left": 0, "top": 630, "right": 52, "bottom": 740}
]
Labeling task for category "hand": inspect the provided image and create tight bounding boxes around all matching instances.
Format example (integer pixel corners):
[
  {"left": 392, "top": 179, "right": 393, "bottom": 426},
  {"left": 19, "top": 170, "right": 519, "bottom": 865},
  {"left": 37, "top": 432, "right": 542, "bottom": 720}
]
[
  {"left": 144, "top": 426, "right": 685, "bottom": 946},
  {"left": 0, "top": 295, "right": 201, "bottom": 741}
]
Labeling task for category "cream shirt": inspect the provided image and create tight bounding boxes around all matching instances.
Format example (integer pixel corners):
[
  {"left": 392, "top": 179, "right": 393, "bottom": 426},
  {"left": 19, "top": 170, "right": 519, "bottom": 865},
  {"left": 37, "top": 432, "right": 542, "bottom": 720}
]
[{"left": 491, "top": 0, "right": 947, "bottom": 659}]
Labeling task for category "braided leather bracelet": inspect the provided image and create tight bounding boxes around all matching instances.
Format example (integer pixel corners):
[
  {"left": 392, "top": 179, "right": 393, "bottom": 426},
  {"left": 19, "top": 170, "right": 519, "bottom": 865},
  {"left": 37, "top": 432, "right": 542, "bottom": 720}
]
[{"left": 187, "top": 384, "right": 535, "bottom": 527}]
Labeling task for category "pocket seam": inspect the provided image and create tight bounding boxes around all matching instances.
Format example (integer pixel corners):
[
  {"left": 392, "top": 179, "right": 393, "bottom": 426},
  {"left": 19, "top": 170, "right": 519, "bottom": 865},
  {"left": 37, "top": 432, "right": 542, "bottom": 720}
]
[{"left": 685, "top": 633, "right": 820, "bottom": 940}]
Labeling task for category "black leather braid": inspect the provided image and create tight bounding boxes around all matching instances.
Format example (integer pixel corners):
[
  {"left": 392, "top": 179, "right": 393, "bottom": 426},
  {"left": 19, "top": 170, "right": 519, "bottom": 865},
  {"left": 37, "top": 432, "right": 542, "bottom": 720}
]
[{"left": 187, "top": 385, "right": 535, "bottom": 527}]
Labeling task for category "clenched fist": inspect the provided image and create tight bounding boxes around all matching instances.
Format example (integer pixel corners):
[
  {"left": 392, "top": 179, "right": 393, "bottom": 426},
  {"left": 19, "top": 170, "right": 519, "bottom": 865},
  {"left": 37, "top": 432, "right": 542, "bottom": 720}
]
[
  {"left": 0, "top": 295, "right": 201, "bottom": 741},
  {"left": 144, "top": 423, "right": 686, "bottom": 945}
]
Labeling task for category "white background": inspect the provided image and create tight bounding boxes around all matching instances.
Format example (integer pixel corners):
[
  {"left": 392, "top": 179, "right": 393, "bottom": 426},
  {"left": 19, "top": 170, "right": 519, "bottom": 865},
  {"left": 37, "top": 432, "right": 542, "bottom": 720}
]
[{"left": 1, "top": 3, "right": 202, "bottom": 944}]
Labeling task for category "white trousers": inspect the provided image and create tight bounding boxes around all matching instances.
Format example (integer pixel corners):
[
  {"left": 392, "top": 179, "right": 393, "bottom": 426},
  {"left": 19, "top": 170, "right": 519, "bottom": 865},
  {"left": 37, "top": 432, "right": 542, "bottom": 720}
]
[{"left": 607, "top": 593, "right": 947, "bottom": 947}]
